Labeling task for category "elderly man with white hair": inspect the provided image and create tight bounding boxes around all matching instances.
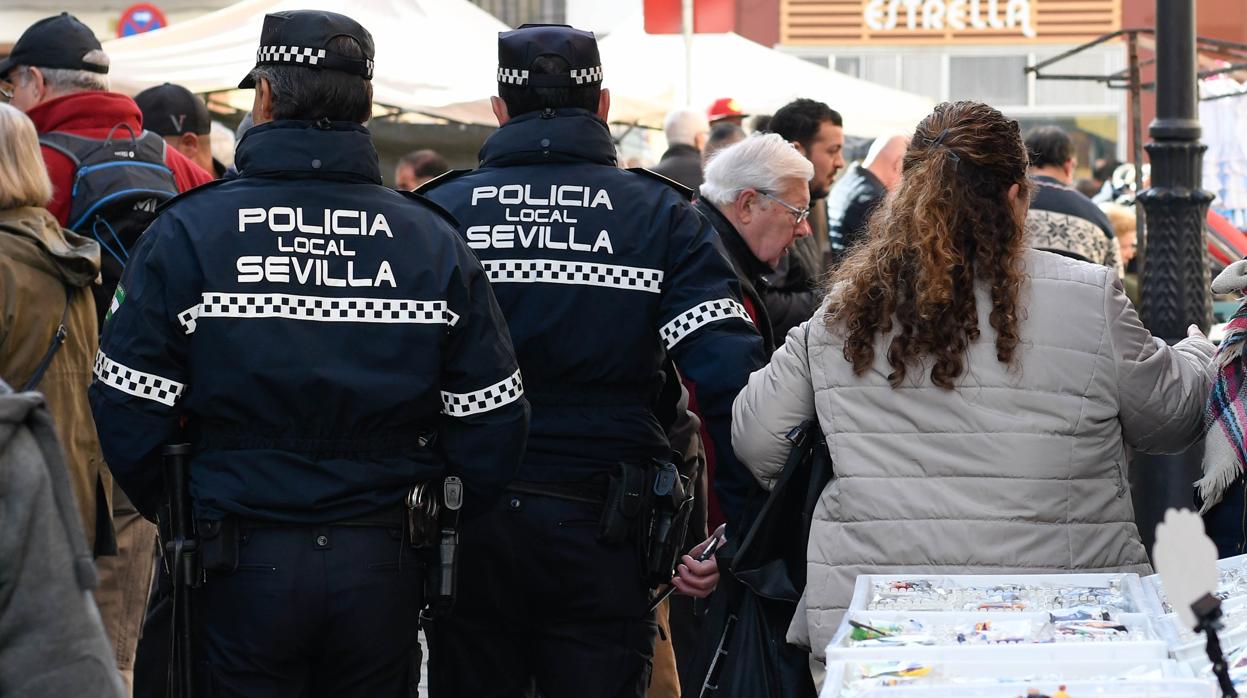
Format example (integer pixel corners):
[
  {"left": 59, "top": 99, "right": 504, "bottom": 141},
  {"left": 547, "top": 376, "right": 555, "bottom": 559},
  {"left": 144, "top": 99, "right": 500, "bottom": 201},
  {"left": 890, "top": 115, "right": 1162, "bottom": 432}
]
[
  {"left": 696, "top": 133, "right": 814, "bottom": 353},
  {"left": 652, "top": 106, "right": 712, "bottom": 190}
]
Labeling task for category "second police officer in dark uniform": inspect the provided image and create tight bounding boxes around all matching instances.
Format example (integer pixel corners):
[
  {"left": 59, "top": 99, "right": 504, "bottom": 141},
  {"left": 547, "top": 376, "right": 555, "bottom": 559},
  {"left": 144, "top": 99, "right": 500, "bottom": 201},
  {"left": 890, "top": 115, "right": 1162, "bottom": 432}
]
[
  {"left": 89, "top": 10, "right": 529, "bottom": 696},
  {"left": 421, "top": 24, "right": 765, "bottom": 697}
]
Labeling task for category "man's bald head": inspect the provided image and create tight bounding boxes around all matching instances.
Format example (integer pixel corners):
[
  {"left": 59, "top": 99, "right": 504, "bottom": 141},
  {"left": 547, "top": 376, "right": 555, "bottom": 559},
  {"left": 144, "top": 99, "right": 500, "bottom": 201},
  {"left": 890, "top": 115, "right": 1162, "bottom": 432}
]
[{"left": 862, "top": 134, "right": 908, "bottom": 191}]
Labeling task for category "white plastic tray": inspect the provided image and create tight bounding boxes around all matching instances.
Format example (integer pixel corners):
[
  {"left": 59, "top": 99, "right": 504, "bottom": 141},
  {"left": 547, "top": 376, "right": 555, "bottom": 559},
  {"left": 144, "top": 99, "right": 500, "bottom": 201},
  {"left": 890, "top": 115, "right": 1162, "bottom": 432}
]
[
  {"left": 848, "top": 679, "right": 1215, "bottom": 698},
  {"left": 848, "top": 572, "right": 1150, "bottom": 614},
  {"left": 1143, "top": 552, "right": 1247, "bottom": 616},
  {"left": 820, "top": 659, "right": 1194, "bottom": 698},
  {"left": 826, "top": 610, "right": 1167, "bottom": 664}
]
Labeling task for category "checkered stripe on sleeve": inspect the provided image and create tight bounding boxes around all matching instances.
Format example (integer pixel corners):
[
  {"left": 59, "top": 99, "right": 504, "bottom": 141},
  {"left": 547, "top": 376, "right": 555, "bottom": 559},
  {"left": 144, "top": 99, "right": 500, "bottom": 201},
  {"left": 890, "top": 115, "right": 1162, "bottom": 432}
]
[
  {"left": 256, "top": 45, "right": 328, "bottom": 66},
  {"left": 441, "top": 369, "right": 524, "bottom": 417},
  {"left": 497, "top": 68, "right": 529, "bottom": 85},
  {"left": 176, "top": 293, "right": 460, "bottom": 334},
  {"left": 569, "top": 66, "right": 603, "bottom": 85},
  {"left": 659, "top": 298, "right": 754, "bottom": 350},
  {"left": 483, "top": 259, "right": 664, "bottom": 294},
  {"left": 93, "top": 351, "right": 185, "bottom": 407}
]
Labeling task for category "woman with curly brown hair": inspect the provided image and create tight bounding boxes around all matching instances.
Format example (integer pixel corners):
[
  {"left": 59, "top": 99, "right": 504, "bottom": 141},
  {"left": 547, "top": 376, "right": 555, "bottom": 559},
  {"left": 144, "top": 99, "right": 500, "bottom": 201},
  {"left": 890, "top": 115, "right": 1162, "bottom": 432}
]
[{"left": 730, "top": 101, "right": 1215, "bottom": 662}]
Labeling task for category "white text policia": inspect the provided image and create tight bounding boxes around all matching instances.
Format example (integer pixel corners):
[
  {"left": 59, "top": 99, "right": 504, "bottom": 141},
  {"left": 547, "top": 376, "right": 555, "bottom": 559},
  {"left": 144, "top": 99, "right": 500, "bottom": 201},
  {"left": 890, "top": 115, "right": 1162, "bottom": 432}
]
[
  {"left": 466, "top": 184, "right": 616, "bottom": 254},
  {"left": 234, "top": 207, "right": 398, "bottom": 287}
]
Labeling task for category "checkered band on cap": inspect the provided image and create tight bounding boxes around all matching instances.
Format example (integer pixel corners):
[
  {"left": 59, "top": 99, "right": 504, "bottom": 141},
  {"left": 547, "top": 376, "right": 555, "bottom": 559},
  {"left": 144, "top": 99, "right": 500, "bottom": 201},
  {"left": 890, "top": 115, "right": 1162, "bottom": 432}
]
[
  {"left": 256, "top": 45, "right": 328, "bottom": 67},
  {"left": 93, "top": 351, "right": 186, "bottom": 407},
  {"left": 441, "top": 369, "right": 524, "bottom": 417},
  {"left": 177, "top": 293, "right": 460, "bottom": 334},
  {"left": 569, "top": 66, "right": 603, "bottom": 85},
  {"left": 498, "top": 68, "right": 530, "bottom": 85},
  {"left": 660, "top": 298, "right": 754, "bottom": 350},
  {"left": 483, "top": 259, "right": 664, "bottom": 294}
]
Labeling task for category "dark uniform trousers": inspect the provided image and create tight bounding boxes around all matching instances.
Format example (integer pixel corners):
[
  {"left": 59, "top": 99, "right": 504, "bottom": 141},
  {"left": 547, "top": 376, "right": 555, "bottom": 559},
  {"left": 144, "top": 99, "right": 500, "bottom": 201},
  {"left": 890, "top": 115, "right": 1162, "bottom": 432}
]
[
  {"left": 426, "top": 493, "right": 658, "bottom": 698},
  {"left": 194, "top": 523, "right": 423, "bottom": 698}
]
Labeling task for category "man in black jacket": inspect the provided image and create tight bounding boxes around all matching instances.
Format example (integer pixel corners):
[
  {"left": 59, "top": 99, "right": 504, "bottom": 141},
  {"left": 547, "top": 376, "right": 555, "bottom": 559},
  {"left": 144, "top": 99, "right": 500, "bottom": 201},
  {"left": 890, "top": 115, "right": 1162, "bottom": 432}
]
[
  {"left": 652, "top": 106, "right": 711, "bottom": 190},
  {"left": 696, "top": 133, "right": 816, "bottom": 354},
  {"left": 764, "top": 98, "right": 845, "bottom": 337},
  {"left": 420, "top": 24, "right": 762, "bottom": 698},
  {"left": 826, "top": 133, "right": 906, "bottom": 266},
  {"left": 91, "top": 11, "right": 529, "bottom": 695}
]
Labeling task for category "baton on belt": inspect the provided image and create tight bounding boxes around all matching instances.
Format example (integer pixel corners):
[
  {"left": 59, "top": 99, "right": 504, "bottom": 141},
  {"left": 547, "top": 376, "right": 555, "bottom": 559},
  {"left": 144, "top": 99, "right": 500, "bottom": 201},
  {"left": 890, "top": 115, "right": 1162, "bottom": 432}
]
[{"left": 161, "top": 443, "right": 200, "bottom": 698}]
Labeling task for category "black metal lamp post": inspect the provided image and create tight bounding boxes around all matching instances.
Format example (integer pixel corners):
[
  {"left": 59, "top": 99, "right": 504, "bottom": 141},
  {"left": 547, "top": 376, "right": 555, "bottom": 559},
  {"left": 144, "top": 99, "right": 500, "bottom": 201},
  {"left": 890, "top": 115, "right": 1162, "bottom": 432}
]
[{"left": 1132, "top": 0, "right": 1214, "bottom": 552}]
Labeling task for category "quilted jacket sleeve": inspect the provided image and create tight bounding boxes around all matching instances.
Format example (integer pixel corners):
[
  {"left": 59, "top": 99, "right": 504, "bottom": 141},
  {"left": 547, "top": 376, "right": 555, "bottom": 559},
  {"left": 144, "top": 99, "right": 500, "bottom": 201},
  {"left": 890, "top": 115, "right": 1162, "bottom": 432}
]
[
  {"left": 731, "top": 317, "right": 818, "bottom": 490},
  {"left": 1107, "top": 273, "right": 1215, "bottom": 453}
]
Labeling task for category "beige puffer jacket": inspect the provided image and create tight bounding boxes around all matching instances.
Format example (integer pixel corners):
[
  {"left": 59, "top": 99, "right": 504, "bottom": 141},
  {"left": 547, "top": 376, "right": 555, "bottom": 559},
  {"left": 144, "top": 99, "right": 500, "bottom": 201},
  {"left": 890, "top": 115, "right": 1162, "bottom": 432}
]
[{"left": 731, "top": 249, "right": 1215, "bottom": 661}]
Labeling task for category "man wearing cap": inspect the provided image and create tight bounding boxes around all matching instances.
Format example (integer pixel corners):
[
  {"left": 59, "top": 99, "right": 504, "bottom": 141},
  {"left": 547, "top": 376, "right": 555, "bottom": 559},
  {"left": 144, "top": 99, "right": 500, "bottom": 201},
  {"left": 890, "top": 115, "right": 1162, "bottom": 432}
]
[
  {"left": 135, "top": 82, "right": 224, "bottom": 178},
  {"left": 420, "top": 23, "right": 762, "bottom": 697},
  {"left": 90, "top": 10, "right": 529, "bottom": 696},
  {"left": 1, "top": 13, "right": 213, "bottom": 225},
  {"left": 707, "top": 97, "right": 747, "bottom": 127}
]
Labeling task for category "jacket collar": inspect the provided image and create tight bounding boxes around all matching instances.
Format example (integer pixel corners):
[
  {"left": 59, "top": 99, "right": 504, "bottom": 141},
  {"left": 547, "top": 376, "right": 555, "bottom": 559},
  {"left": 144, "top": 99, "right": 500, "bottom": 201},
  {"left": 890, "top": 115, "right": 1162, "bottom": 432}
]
[
  {"left": 0, "top": 206, "right": 101, "bottom": 287},
  {"left": 660, "top": 143, "right": 700, "bottom": 161},
  {"left": 479, "top": 108, "right": 617, "bottom": 168},
  {"left": 235, "top": 120, "right": 382, "bottom": 184},
  {"left": 695, "top": 199, "right": 774, "bottom": 278},
  {"left": 26, "top": 91, "right": 141, "bottom": 135}
]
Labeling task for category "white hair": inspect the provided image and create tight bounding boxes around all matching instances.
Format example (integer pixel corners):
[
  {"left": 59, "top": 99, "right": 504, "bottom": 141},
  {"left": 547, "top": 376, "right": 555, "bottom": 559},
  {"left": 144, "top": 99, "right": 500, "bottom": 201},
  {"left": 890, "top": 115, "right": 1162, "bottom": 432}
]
[
  {"left": 663, "top": 107, "right": 710, "bottom": 148},
  {"left": 13, "top": 50, "right": 111, "bottom": 94},
  {"left": 700, "top": 133, "right": 814, "bottom": 206}
]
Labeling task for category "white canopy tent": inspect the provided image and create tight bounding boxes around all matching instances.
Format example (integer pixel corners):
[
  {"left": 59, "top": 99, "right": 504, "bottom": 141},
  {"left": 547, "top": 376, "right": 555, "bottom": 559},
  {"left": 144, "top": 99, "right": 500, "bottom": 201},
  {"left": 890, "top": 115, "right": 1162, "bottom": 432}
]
[
  {"left": 592, "top": 15, "right": 935, "bottom": 138},
  {"left": 101, "top": 0, "right": 932, "bottom": 136},
  {"left": 101, "top": 0, "right": 513, "bottom": 119}
]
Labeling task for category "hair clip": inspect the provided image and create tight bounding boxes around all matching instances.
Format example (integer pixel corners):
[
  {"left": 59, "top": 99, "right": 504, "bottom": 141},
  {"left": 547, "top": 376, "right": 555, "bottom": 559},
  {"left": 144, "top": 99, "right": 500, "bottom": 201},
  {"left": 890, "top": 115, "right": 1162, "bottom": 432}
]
[{"left": 927, "top": 128, "right": 960, "bottom": 164}]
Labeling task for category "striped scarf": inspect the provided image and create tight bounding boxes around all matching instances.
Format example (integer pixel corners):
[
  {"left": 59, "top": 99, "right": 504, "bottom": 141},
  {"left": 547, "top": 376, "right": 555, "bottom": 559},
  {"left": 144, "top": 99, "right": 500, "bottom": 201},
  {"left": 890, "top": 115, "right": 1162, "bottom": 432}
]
[{"left": 1198, "top": 299, "right": 1247, "bottom": 513}]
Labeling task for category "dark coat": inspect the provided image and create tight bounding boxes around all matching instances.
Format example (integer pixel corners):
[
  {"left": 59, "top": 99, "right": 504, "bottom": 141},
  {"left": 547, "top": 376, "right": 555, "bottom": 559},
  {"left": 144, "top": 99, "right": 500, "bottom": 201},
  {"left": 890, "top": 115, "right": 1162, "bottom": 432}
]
[
  {"left": 650, "top": 143, "right": 704, "bottom": 192},
  {"left": 826, "top": 163, "right": 885, "bottom": 264},
  {"left": 423, "top": 108, "right": 765, "bottom": 527},
  {"left": 91, "top": 120, "right": 529, "bottom": 522},
  {"left": 694, "top": 199, "right": 776, "bottom": 355}
]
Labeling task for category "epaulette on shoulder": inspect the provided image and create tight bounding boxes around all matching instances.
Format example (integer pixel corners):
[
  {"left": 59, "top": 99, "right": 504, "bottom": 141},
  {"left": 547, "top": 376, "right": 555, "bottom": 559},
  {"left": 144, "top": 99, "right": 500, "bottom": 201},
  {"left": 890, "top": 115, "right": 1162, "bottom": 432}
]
[
  {"left": 627, "top": 167, "right": 695, "bottom": 201},
  {"left": 155, "top": 177, "right": 231, "bottom": 215},
  {"left": 398, "top": 190, "right": 460, "bottom": 229},
  {"left": 414, "top": 168, "right": 472, "bottom": 195}
]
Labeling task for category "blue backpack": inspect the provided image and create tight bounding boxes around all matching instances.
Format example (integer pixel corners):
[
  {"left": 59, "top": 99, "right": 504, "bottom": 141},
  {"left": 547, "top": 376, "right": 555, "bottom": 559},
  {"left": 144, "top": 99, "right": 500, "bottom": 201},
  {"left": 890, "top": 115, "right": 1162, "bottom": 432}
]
[{"left": 40, "top": 124, "right": 179, "bottom": 329}]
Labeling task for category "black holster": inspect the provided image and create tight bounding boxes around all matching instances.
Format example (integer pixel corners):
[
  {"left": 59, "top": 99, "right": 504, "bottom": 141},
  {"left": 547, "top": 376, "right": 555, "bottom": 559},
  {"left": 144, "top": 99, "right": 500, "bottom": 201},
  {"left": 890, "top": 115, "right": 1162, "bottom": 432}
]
[
  {"left": 408, "top": 477, "right": 462, "bottom": 615},
  {"left": 598, "top": 459, "right": 694, "bottom": 589}
]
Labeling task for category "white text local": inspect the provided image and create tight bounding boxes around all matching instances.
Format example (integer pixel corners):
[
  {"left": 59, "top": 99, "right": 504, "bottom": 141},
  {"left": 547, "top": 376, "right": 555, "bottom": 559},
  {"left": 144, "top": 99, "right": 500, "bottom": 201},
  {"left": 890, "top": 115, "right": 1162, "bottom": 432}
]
[
  {"left": 466, "top": 225, "right": 615, "bottom": 254},
  {"left": 865, "top": 0, "right": 1035, "bottom": 38},
  {"left": 238, "top": 207, "right": 395, "bottom": 237},
  {"left": 236, "top": 256, "right": 397, "bottom": 287},
  {"left": 470, "top": 184, "right": 615, "bottom": 210}
]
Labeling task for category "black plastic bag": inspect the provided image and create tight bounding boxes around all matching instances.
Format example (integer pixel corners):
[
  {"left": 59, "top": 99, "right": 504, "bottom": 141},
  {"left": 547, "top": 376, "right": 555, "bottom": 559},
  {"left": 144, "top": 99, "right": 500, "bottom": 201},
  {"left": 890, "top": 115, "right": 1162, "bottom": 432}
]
[{"left": 692, "top": 420, "right": 832, "bottom": 697}]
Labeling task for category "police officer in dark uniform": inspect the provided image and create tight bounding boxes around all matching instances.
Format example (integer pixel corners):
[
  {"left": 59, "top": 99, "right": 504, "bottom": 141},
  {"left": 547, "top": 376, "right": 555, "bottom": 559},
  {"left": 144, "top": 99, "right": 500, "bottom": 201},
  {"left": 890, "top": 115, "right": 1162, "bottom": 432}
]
[
  {"left": 420, "top": 24, "right": 765, "bottom": 697},
  {"left": 89, "top": 10, "right": 528, "bottom": 696}
]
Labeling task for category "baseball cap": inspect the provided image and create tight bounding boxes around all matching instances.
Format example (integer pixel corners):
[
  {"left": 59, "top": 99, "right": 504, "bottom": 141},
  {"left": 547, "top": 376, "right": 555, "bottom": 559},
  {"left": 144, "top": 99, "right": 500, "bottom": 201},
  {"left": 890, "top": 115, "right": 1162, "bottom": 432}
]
[
  {"left": 0, "top": 13, "right": 107, "bottom": 81},
  {"left": 135, "top": 83, "right": 211, "bottom": 136},
  {"left": 497, "top": 24, "right": 602, "bottom": 89},
  {"left": 238, "top": 10, "right": 375, "bottom": 89},
  {"left": 708, "top": 97, "right": 747, "bottom": 122}
]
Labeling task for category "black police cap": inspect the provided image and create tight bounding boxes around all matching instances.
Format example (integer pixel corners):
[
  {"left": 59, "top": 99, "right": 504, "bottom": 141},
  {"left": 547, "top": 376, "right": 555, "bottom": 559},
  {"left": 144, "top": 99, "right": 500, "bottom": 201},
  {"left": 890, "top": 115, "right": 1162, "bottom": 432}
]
[
  {"left": 135, "top": 83, "right": 212, "bottom": 136},
  {"left": 238, "top": 10, "right": 375, "bottom": 89},
  {"left": 497, "top": 24, "right": 602, "bottom": 89},
  {"left": 0, "top": 13, "right": 106, "bottom": 81}
]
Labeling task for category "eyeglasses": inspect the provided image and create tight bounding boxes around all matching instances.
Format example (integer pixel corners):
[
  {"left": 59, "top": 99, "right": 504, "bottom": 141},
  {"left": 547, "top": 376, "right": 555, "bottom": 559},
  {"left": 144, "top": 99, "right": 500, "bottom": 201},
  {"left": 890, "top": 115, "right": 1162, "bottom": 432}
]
[
  {"left": 758, "top": 190, "right": 811, "bottom": 225},
  {"left": 0, "top": 83, "right": 11, "bottom": 103}
]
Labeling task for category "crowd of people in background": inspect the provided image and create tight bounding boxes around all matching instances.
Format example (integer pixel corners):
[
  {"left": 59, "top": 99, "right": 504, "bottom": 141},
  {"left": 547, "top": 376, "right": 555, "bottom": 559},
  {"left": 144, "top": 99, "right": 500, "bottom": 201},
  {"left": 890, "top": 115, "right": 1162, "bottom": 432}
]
[{"left": 0, "top": 8, "right": 1239, "bottom": 698}]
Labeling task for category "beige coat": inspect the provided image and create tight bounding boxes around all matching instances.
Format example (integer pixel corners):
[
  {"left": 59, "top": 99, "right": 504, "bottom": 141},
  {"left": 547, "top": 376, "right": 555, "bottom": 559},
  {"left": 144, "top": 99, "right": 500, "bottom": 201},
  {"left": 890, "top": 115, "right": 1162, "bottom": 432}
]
[
  {"left": 0, "top": 206, "right": 110, "bottom": 551},
  {"left": 731, "top": 250, "right": 1214, "bottom": 660}
]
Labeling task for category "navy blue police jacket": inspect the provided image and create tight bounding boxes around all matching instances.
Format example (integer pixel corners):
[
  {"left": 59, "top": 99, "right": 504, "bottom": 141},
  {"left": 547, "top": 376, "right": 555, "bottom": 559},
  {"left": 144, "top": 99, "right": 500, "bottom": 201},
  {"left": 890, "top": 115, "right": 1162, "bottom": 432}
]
[
  {"left": 422, "top": 108, "right": 765, "bottom": 527},
  {"left": 89, "top": 120, "right": 529, "bottom": 523}
]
